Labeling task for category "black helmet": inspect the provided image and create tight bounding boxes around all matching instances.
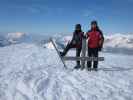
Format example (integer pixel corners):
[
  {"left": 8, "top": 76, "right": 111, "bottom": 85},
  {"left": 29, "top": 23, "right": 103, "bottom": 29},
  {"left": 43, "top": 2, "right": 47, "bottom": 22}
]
[
  {"left": 75, "top": 24, "right": 81, "bottom": 29},
  {"left": 91, "top": 20, "right": 98, "bottom": 25}
]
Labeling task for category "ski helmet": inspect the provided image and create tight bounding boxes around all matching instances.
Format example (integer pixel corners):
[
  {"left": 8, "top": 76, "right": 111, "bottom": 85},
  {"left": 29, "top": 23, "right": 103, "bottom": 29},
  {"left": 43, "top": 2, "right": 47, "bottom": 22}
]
[
  {"left": 75, "top": 24, "right": 81, "bottom": 29},
  {"left": 91, "top": 20, "right": 98, "bottom": 25}
]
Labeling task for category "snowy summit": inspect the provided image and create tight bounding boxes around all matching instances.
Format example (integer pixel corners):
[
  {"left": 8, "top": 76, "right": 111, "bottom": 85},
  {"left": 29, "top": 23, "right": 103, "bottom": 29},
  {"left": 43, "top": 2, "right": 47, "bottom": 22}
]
[{"left": 0, "top": 34, "right": 133, "bottom": 100}]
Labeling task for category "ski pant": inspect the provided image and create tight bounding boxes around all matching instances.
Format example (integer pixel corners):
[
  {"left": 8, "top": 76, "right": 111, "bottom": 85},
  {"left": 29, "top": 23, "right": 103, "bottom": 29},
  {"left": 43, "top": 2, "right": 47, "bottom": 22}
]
[
  {"left": 62, "top": 42, "right": 82, "bottom": 65},
  {"left": 87, "top": 48, "right": 99, "bottom": 69}
]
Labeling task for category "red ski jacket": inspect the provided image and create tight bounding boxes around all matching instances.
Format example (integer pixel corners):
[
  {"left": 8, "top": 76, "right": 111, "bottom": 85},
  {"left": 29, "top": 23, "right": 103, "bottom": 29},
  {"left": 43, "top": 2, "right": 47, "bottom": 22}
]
[{"left": 87, "top": 30, "right": 102, "bottom": 48}]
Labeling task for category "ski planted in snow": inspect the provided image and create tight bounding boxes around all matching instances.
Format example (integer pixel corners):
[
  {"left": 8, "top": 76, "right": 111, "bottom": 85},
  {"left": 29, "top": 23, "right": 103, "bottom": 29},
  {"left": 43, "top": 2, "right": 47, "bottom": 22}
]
[
  {"left": 50, "top": 38, "right": 67, "bottom": 69},
  {"left": 81, "top": 37, "right": 86, "bottom": 69}
]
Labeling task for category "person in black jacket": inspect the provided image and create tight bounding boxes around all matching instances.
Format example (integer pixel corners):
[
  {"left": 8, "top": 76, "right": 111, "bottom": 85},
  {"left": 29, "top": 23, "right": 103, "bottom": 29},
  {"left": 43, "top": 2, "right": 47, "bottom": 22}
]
[{"left": 60, "top": 24, "right": 84, "bottom": 69}]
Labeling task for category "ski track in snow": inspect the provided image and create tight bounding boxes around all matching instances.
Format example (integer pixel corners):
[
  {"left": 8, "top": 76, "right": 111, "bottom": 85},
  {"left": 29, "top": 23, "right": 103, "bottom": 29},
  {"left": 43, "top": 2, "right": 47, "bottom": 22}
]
[{"left": 0, "top": 43, "right": 133, "bottom": 100}]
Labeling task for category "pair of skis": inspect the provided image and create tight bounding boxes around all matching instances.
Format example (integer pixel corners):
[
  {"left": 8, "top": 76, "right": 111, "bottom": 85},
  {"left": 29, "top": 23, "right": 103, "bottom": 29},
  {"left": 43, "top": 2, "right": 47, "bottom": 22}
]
[{"left": 50, "top": 38, "right": 104, "bottom": 69}]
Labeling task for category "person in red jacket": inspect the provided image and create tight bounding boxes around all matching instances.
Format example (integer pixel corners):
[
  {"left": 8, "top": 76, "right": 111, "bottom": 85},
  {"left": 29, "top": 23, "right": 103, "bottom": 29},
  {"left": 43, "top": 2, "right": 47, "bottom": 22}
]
[
  {"left": 86, "top": 21, "right": 104, "bottom": 71},
  {"left": 60, "top": 24, "right": 84, "bottom": 69}
]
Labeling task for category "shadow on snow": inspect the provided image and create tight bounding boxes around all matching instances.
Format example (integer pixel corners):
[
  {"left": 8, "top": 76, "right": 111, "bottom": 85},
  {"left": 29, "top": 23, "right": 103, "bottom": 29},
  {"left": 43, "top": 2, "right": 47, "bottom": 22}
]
[{"left": 98, "top": 67, "right": 133, "bottom": 71}]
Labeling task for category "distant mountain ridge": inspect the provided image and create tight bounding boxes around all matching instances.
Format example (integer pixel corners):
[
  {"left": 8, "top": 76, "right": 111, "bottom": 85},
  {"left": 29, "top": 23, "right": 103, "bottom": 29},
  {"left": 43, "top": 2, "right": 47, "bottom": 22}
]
[
  {"left": 44, "top": 33, "right": 133, "bottom": 55},
  {"left": 1, "top": 32, "right": 133, "bottom": 55},
  {"left": 0, "top": 32, "right": 50, "bottom": 47}
]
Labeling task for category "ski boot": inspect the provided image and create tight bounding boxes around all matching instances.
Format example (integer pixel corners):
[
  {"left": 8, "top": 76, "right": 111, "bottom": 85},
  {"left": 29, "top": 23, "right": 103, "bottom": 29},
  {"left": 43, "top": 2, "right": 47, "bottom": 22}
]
[
  {"left": 59, "top": 52, "right": 65, "bottom": 57},
  {"left": 80, "top": 66, "right": 85, "bottom": 70},
  {"left": 87, "top": 67, "right": 92, "bottom": 71},
  {"left": 74, "top": 64, "right": 81, "bottom": 69},
  {"left": 92, "top": 68, "right": 98, "bottom": 71}
]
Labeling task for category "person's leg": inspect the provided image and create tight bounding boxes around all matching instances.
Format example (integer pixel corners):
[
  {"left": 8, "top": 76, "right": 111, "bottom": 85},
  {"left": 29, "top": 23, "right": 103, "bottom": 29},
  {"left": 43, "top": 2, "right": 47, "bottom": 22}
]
[
  {"left": 61, "top": 42, "right": 73, "bottom": 56},
  {"left": 74, "top": 48, "right": 81, "bottom": 69},
  {"left": 76, "top": 48, "right": 82, "bottom": 66},
  {"left": 87, "top": 48, "right": 92, "bottom": 69},
  {"left": 93, "top": 48, "right": 99, "bottom": 69}
]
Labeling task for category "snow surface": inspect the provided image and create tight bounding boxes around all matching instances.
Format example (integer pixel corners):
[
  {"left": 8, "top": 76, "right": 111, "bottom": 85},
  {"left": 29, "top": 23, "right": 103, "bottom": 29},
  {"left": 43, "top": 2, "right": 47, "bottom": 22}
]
[{"left": 0, "top": 42, "right": 133, "bottom": 100}]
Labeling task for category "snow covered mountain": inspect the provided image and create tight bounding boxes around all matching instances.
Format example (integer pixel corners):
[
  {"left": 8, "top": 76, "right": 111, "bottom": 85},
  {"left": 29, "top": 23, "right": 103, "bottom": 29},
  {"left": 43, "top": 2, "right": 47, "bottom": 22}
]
[
  {"left": 0, "top": 41, "right": 133, "bottom": 100},
  {"left": 0, "top": 35, "right": 7, "bottom": 47},
  {"left": 0, "top": 32, "right": 28, "bottom": 46},
  {"left": 6, "top": 32, "right": 27, "bottom": 44},
  {"left": 1, "top": 32, "right": 133, "bottom": 55},
  {"left": 0, "top": 32, "right": 50, "bottom": 47},
  {"left": 59, "top": 33, "right": 133, "bottom": 49},
  {"left": 45, "top": 33, "right": 133, "bottom": 55},
  {"left": 104, "top": 34, "right": 133, "bottom": 49}
]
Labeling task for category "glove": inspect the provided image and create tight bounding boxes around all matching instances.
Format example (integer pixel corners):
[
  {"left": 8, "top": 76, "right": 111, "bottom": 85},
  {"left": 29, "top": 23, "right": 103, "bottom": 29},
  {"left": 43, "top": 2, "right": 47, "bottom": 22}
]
[{"left": 98, "top": 47, "right": 102, "bottom": 51}]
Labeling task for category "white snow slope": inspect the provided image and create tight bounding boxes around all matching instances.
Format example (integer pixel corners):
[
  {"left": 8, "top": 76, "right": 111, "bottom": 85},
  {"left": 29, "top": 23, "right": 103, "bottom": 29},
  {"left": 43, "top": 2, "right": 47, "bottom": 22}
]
[{"left": 0, "top": 43, "right": 133, "bottom": 100}]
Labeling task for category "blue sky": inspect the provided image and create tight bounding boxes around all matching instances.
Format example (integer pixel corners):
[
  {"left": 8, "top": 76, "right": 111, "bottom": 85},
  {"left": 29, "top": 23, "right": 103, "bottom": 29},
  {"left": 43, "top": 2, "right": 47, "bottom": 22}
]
[{"left": 0, "top": 0, "right": 133, "bottom": 35}]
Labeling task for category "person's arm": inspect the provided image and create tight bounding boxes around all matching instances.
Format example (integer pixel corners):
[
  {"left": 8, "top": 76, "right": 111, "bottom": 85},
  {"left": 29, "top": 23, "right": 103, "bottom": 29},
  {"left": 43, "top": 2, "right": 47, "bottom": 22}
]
[
  {"left": 99, "top": 30, "right": 104, "bottom": 42},
  {"left": 70, "top": 32, "right": 76, "bottom": 45},
  {"left": 85, "top": 30, "right": 91, "bottom": 39},
  {"left": 99, "top": 30, "right": 104, "bottom": 51},
  {"left": 82, "top": 32, "right": 86, "bottom": 39},
  {"left": 71, "top": 32, "right": 75, "bottom": 40}
]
